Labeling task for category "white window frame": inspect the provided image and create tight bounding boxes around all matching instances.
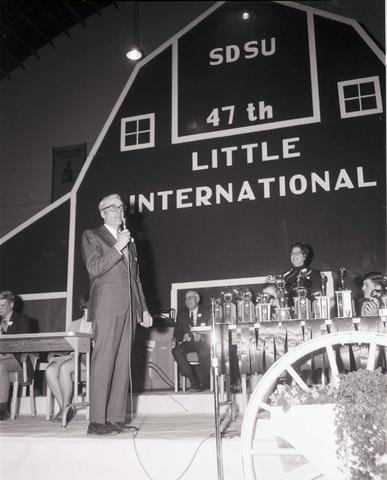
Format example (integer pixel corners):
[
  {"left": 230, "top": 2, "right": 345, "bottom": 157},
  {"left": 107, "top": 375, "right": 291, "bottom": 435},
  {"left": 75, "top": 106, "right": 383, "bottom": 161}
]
[
  {"left": 120, "top": 113, "right": 155, "bottom": 151},
  {"left": 337, "top": 76, "right": 383, "bottom": 119}
]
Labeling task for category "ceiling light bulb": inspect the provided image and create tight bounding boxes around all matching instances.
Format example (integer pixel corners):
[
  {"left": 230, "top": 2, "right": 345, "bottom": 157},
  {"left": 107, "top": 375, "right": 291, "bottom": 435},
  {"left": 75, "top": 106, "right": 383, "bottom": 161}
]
[
  {"left": 126, "top": 46, "right": 143, "bottom": 61},
  {"left": 242, "top": 12, "right": 250, "bottom": 20}
]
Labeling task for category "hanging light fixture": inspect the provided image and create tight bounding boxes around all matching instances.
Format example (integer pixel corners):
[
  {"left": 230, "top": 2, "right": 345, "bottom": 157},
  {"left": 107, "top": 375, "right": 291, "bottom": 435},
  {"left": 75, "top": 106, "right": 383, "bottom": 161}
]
[{"left": 126, "top": 1, "right": 144, "bottom": 61}]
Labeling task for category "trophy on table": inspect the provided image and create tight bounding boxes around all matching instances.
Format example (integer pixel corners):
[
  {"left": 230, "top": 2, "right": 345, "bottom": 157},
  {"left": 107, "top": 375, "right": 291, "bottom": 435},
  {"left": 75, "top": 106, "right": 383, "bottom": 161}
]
[
  {"left": 370, "top": 283, "right": 387, "bottom": 317},
  {"left": 255, "top": 292, "right": 272, "bottom": 323},
  {"left": 335, "top": 267, "right": 353, "bottom": 318},
  {"left": 313, "top": 273, "right": 330, "bottom": 319},
  {"left": 293, "top": 270, "right": 312, "bottom": 319},
  {"left": 294, "top": 286, "right": 312, "bottom": 320},
  {"left": 221, "top": 291, "right": 236, "bottom": 324},
  {"left": 212, "top": 297, "right": 223, "bottom": 323},
  {"left": 236, "top": 288, "right": 255, "bottom": 323},
  {"left": 267, "top": 275, "right": 291, "bottom": 322}
]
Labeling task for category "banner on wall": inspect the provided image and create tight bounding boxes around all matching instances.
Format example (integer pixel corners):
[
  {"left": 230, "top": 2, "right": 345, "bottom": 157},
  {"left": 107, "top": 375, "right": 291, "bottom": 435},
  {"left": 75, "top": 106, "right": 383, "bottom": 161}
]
[{"left": 51, "top": 143, "right": 87, "bottom": 202}]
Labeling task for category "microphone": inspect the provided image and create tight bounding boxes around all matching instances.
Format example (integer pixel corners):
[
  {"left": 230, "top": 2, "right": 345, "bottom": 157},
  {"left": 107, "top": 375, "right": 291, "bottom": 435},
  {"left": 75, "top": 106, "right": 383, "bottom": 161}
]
[{"left": 121, "top": 216, "right": 133, "bottom": 243}]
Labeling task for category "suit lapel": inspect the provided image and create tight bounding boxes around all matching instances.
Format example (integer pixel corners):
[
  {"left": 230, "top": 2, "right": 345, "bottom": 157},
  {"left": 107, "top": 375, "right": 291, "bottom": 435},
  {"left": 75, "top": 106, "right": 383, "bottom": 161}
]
[
  {"left": 98, "top": 225, "right": 128, "bottom": 264},
  {"left": 99, "top": 225, "right": 117, "bottom": 246}
]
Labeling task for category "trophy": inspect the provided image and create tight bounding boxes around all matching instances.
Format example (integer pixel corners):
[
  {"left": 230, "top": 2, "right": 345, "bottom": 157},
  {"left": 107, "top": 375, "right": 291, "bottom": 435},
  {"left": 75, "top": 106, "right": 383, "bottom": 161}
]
[
  {"left": 294, "top": 286, "right": 312, "bottom": 320},
  {"left": 268, "top": 275, "right": 292, "bottom": 322},
  {"left": 210, "top": 297, "right": 223, "bottom": 323},
  {"left": 221, "top": 291, "right": 236, "bottom": 324},
  {"left": 236, "top": 288, "right": 255, "bottom": 323},
  {"left": 313, "top": 273, "right": 330, "bottom": 319},
  {"left": 335, "top": 267, "right": 353, "bottom": 318},
  {"left": 255, "top": 292, "right": 272, "bottom": 323}
]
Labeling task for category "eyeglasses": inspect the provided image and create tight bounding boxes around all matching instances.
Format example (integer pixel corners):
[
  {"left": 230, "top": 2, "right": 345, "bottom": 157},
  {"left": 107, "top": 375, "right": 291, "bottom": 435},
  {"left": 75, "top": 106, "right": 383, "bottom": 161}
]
[{"left": 100, "top": 204, "right": 125, "bottom": 212}]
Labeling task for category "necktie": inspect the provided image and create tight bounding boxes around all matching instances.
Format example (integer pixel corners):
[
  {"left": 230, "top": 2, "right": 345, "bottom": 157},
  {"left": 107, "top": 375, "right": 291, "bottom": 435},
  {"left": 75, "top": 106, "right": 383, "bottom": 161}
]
[{"left": 189, "top": 312, "right": 194, "bottom": 327}]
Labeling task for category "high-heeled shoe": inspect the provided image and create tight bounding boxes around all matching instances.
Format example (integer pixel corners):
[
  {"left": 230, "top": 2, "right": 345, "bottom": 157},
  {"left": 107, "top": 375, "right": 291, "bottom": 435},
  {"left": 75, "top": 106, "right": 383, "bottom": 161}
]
[{"left": 50, "top": 410, "right": 63, "bottom": 422}]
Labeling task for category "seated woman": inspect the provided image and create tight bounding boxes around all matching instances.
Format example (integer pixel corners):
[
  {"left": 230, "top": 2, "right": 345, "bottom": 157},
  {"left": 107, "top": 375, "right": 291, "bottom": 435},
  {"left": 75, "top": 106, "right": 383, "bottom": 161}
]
[
  {"left": 360, "top": 272, "right": 386, "bottom": 316},
  {"left": 45, "top": 293, "right": 92, "bottom": 422},
  {"left": 282, "top": 242, "right": 321, "bottom": 303}
]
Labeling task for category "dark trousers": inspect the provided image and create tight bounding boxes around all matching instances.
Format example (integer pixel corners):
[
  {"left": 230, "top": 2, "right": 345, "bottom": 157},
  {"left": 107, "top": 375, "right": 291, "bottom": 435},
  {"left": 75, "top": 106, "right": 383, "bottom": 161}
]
[
  {"left": 172, "top": 340, "right": 211, "bottom": 386},
  {"left": 90, "top": 312, "right": 132, "bottom": 424}
]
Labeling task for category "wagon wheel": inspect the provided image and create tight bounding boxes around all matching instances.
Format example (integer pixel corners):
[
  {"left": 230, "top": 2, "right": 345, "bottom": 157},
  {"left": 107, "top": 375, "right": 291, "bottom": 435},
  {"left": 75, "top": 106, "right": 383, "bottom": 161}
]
[{"left": 241, "top": 331, "right": 387, "bottom": 480}]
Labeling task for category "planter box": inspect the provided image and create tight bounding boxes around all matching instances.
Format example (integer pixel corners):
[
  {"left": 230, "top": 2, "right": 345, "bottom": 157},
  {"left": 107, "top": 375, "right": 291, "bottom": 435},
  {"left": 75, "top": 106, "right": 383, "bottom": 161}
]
[{"left": 270, "top": 404, "right": 340, "bottom": 480}]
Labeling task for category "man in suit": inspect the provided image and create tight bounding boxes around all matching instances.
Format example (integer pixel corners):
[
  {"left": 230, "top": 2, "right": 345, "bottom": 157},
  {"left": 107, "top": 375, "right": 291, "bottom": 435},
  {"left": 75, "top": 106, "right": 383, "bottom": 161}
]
[
  {"left": 81, "top": 193, "right": 152, "bottom": 435},
  {"left": 0, "top": 290, "right": 32, "bottom": 420},
  {"left": 172, "top": 290, "right": 211, "bottom": 391}
]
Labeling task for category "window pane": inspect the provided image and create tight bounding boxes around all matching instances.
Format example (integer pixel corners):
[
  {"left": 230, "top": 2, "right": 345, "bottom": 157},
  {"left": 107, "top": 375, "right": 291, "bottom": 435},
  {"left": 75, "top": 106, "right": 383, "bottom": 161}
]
[
  {"left": 138, "top": 132, "right": 150, "bottom": 144},
  {"left": 343, "top": 84, "right": 358, "bottom": 98},
  {"left": 138, "top": 119, "right": 150, "bottom": 131},
  {"left": 124, "top": 121, "right": 137, "bottom": 134},
  {"left": 360, "top": 82, "right": 375, "bottom": 96},
  {"left": 345, "top": 98, "right": 360, "bottom": 112},
  {"left": 125, "top": 133, "right": 137, "bottom": 146},
  {"left": 361, "top": 96, "right": 377, "bottom": 110}
]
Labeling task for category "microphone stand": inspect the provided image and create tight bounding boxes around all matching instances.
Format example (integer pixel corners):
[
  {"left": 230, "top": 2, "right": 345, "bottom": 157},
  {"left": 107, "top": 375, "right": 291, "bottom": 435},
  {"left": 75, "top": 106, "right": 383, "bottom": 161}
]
[{"left": 210, "top": 298, "right": 224, "bottom": 480}]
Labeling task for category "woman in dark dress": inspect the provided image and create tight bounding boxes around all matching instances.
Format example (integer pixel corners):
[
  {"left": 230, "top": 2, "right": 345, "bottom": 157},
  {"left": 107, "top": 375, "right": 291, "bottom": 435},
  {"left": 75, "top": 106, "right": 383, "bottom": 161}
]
[{"left": 283, "top": 242, "right": 321, "bottom": 302}]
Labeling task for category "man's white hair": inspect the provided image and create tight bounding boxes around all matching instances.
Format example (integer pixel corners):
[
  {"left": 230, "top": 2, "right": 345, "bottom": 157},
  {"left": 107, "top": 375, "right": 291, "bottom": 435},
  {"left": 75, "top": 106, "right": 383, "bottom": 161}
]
[{"left": 98, "top": 193, "right": 122, "bottom": 211}]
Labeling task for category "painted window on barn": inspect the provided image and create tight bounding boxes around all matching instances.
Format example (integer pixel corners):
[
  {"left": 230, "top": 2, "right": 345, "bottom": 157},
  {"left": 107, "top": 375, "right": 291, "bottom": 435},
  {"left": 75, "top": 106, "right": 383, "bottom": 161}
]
[
  {"left": 120, "top": 113, "right": 155, "bottom": 151},
  {"left": 338, "top": 76, "right": 383, "bottom": 119}
]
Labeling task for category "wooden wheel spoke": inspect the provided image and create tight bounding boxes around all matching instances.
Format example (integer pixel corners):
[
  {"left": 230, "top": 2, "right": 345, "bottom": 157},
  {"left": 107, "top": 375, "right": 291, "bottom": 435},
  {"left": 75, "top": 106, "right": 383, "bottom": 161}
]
[
  {"left": 286, "top": 365, "right": 309, "bottom": 391},
  {"left": 366, "top": 343, "right": 377, "bottom": 371},
  {"left": 325, "top": 344, "right": 339, "bottom": 386}
]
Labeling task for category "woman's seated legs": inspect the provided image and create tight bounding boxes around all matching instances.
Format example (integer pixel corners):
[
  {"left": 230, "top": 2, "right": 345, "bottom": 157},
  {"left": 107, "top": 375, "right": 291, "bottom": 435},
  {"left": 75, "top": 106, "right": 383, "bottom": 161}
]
[{"left": 58, "top": 357, "right": 75, "bottom": 408}]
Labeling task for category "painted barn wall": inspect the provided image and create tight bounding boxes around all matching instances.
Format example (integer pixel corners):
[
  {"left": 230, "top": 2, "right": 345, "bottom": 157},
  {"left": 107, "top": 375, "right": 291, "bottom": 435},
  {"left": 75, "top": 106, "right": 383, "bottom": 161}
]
[
  {"left": 0, "top": 1, "right": 215, "bottom": 236},
  {"left": 0, "top": 1, "right": 385, "bottom": 335},
  {"left": 73, "top": 1, "right": 385, "bottom": 317}
]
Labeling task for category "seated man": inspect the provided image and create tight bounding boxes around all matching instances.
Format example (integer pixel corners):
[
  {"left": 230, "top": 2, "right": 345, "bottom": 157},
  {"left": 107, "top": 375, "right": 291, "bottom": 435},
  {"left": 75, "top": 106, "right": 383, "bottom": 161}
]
[
  {"left": 360, "top": 272, "right": 386, "bottom": 316},
  {"left": 172, "top": 290, "right": 210, "bottom": 391},
  {"left": 45, "top": 292, "right": 92, "bottom": 423},
  {"left": 0, "top": 290, "right": 32, "bottom": 420}
]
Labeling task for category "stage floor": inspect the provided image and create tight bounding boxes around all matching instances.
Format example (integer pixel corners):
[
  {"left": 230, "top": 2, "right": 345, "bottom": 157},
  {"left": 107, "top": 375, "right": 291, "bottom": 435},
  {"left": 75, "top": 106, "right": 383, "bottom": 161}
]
[{"left": 0, "top": 392, "right": 243, "bottom": 480}]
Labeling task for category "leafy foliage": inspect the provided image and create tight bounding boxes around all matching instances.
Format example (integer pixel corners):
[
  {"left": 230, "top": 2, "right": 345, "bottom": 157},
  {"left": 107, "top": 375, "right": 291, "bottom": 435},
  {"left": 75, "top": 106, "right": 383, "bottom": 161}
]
[
  {"left": 270, "top": 382, "right": 336, "bottom": 411},
  {"left": 334, "top": 368, "right": 386, "bottom": 480},
  {"left": 270, "top": 369, "right": 387, "bottom": 479}
]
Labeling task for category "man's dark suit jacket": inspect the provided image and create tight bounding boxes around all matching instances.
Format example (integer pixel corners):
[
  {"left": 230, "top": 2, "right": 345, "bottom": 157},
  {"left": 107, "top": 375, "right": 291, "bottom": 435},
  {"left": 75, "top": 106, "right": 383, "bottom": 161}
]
[
  {"left": 3, "top": 311, "right": 32, "bottom": 365},
  {"left": 173, "top": 307, "right": 210, "bottom": 343},
  {"left": 82, "top": 225, "right": 147, "bottom": 328}
]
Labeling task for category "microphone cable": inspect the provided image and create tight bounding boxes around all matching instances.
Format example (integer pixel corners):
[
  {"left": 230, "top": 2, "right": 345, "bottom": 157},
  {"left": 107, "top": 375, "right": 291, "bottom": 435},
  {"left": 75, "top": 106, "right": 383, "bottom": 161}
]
[
  {"left": 132, "top": 429, "right": 212, "bottom": 480},
  {"left": 123, "top": 222, "right": 212, "bottom": 480}
]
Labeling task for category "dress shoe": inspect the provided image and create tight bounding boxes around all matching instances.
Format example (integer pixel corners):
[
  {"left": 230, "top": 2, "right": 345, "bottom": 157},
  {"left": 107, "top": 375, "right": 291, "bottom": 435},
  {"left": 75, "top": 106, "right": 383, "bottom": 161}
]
[
  {"left": 87, "top": 422, "right": 119, "bottom": 435},
  {"left": 108, "top": 421, "right": 139, "bottom": 432},
  {"left": 199, "top": 383, "right": 211, "bottom": 392},
  {"left": 0, "top": 409, "right": 10, "bottom": 421},
  {"left": 188, "top": 384, "right": 201, "bottom": 392}
]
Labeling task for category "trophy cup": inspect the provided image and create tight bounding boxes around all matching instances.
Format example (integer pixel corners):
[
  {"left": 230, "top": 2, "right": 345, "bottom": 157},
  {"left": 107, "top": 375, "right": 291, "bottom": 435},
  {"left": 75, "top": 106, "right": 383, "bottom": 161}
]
[
  {"left": 313, "top": 273, "right": 330, "bottom": 319},
  {"left": 221, "top": 291, "right": 236, "bottom": 324},
  {"left": 212, "top": 297, "right": 223, "bottom": 323},
  {"left": 236, "top": 288, "right": 255, "bottom": 323},
  {"left": 335, "top": 267, "right": 353, "bottom": 318},
  {"left": 294, "top": 286, "right": 312, "bottom": 320},
  {"left": 255, "top": 292, "right": 272, "bottom": 323},
  {"left": 270, "top": 275, "right": 291, "bottom": 322}
]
